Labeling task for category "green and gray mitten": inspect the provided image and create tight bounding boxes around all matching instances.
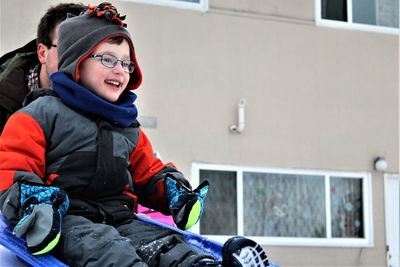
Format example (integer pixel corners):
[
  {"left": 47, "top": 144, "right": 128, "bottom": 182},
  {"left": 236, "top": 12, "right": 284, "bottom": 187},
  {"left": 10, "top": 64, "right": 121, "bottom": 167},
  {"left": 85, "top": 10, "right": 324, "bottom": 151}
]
[
  {"left": 165, "top": 176, "right": 209, "bottom": 230},
  {"left": 13, "top": 183, "right": 69, "bottom": 255}
]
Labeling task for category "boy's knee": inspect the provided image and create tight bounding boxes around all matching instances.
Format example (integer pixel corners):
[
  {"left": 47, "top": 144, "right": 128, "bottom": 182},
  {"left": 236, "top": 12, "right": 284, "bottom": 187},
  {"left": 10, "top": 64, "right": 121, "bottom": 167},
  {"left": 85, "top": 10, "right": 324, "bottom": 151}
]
[
  {"left": 64, "top": 218, "right": 131, "bottom": 251},
  {"left": 59, "top": 216, "right": 144, "bottom": 266}
]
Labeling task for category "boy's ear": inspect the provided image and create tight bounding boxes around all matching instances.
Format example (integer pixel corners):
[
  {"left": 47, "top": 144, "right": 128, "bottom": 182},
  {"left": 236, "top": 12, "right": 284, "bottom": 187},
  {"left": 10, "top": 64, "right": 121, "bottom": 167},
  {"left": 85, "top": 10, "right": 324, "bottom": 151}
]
[{"left": 37, "top": 43, "right": 48, "bottom": 64}]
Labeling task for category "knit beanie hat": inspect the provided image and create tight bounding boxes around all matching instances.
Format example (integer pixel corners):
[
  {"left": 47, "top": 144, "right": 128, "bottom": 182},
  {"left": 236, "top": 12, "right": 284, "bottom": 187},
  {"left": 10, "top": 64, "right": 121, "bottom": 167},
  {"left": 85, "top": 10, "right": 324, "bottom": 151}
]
[{"left": 57, "top": 2, "right": 142, "bottom": 90}]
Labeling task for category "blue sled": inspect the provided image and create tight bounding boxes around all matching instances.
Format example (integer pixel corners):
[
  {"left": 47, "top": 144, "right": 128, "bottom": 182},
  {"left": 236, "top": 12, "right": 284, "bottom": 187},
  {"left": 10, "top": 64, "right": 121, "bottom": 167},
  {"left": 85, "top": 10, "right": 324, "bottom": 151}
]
[{"left": 0, "top": 213, "right": 278, "bottom": 266}]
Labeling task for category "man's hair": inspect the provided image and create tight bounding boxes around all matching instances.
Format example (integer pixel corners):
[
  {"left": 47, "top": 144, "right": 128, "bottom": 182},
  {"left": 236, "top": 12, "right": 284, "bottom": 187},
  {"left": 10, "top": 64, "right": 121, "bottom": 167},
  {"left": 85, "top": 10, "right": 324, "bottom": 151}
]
[{"left": 37, "top": 3, "right": 85, "bottom": 48}]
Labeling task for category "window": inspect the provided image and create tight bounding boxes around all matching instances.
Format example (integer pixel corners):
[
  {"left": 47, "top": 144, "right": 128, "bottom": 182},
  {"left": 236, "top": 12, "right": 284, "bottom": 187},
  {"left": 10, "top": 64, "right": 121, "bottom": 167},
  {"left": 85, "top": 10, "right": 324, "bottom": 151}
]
[
  {"left": 191, "top": 163, "right": 373, "bottom": 247},
  {"left": 316, "top": 0, "right": 399, "bottom": 34},
  {"left": 127, "top": 0, "right": 208, "bottom": 12}
]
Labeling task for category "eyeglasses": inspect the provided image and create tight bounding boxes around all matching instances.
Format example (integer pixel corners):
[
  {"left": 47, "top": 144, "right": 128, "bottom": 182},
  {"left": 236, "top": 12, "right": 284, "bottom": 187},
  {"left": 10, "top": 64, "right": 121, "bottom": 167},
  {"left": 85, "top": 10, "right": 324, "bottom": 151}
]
[{"left": 90, "top": 54, "right": 135, "bottom": 74}]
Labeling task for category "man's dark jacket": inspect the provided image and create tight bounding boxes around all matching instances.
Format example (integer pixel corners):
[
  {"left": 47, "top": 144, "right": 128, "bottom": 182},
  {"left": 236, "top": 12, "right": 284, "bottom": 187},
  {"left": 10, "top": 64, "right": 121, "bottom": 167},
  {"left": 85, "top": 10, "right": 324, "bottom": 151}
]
[{"left": 0, "top": 39, "right": 38, "bottom": 133}]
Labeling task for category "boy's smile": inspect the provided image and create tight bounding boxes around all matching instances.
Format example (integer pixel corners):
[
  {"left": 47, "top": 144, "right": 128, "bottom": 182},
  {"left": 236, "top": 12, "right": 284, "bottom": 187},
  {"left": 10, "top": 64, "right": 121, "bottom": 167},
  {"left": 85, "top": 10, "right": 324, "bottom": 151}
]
[
  {"left": 78, "top": 39, "right": 131, "bottom": 103},
  {"left": 105, "top": 80, "right": 122, "bottom": 88}
]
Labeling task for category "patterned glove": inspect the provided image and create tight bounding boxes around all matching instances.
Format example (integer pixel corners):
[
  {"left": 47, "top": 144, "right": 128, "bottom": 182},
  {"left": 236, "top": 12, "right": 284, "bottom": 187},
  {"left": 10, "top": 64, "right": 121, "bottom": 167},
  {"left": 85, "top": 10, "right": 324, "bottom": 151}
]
[
  {"left": 165, "top": 176, "right": 209, "bottom": 230},
  {"left": 13, "top": 183, "right": 69, "bottom": 255}
]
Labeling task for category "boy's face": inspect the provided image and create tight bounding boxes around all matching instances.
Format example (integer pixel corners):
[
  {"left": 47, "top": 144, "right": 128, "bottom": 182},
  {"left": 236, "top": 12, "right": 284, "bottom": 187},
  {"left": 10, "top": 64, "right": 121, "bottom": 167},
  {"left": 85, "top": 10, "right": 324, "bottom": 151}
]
[{"left": 79, "top": 39, "right": 131, "bottom": 102}]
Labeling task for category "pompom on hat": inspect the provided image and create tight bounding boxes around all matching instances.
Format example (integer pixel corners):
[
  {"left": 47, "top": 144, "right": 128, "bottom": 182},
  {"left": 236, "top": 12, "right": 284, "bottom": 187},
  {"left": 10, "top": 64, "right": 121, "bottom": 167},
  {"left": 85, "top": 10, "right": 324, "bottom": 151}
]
[{"left": 57, "top": 2, "right": 142, "bottom": 90}]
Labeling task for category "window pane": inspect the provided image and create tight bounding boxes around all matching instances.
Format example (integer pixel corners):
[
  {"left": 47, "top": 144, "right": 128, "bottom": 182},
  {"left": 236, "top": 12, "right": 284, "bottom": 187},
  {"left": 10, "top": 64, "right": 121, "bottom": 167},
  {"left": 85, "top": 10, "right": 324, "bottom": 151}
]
[
  {"left": 376, "top": 0, "right": 399, "bottom": 27},
  {"left": 243, "top": 172, "right": 326, "bottom": 237},
  {"left": 353, "top": 0, "right": 399, "bottom": 28},
  {"left": 199, "top": 170, "right": 237, "bottom": 235},
  {"left": 353, "top": 0, "right": 377, "bottom": 25},
  {"left": 322, "top": 0, "right": 348, "bottom": 21},
  {"left": 330, "top": 177, "right": 364, "bottom": 238}
]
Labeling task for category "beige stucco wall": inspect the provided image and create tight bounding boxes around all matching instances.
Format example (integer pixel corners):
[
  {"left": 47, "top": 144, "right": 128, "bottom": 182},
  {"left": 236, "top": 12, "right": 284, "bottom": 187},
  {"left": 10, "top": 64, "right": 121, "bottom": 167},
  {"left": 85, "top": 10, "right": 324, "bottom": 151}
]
[
  {"left": 210, "top": 0, "right": 315, "bottom": 21},
  {"left": 0, "top": 0, "right": 398, "bottom": 266}
]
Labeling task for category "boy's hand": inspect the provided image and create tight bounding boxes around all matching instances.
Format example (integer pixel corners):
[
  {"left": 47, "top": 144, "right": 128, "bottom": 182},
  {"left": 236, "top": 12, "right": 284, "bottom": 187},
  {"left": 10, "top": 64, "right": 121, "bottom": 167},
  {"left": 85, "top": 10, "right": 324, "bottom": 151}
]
[
  {"left": 13, "top": 183, "right": 69, "bottom": 255},
  {"left": 164, "top": 176, "right": 209, "bottom": 230}
]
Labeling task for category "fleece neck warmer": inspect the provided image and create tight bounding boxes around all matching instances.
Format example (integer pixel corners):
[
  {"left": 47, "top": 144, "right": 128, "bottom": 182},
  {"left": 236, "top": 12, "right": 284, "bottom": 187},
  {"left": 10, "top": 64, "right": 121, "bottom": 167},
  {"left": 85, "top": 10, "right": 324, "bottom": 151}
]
[{"left": 51, "top": 71, "right": 138, "bottom": 127}]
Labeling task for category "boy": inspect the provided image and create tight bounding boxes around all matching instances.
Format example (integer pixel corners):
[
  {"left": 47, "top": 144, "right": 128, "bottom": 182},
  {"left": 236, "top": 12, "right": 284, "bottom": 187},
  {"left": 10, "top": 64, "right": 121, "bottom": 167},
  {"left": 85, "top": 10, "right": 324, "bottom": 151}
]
[{"left": 0, "top": 3, "right": 268, "bottom": 266}]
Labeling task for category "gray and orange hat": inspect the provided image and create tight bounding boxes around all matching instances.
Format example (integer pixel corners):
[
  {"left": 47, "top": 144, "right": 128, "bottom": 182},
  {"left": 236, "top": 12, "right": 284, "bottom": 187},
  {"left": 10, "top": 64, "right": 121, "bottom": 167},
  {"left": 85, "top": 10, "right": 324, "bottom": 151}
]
[{"left": 57, "top": 2, "right": 142, "bottom": 90}]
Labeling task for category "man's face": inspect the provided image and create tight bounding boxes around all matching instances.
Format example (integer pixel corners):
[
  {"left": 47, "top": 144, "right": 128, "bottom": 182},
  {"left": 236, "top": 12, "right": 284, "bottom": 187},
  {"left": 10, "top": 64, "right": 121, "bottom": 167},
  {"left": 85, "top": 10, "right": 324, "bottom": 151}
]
[
  {"left": 37, "top": 23, "right": 61, "bottom": 88},
  {"left": 45, "top": 23, "right": 61, "bottom": 76}
]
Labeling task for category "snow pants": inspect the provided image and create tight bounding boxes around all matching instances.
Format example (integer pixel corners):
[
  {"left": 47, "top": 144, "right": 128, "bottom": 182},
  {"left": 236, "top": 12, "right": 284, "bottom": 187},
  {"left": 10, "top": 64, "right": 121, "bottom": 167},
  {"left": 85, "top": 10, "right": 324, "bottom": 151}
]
[{"left": 54, "top": 215, "right": 213, "bottom": 267}]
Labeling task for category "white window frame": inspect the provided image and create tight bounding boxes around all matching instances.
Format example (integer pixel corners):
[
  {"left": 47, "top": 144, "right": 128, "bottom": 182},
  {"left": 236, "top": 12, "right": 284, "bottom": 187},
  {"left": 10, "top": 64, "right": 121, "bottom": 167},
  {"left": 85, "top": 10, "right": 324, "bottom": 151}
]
[
  {"left": 191, "top": 162, "right": 374, "bottom": 247},
  {"left": 315, "top": 0, "right": 399, "bottom": 35},
  {"left": 123, "top": 0, "right": 208, "bottom": 12}
]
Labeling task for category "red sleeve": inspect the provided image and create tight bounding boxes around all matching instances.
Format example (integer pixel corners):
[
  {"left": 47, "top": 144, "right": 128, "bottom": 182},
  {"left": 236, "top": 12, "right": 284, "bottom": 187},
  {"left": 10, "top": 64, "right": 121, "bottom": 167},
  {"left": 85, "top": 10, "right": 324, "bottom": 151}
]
[
  {"left": 129, "top": 129, "right": 165, "bottom": 186},
  {"left": 0, "top": 113, "right": 46, "bottom": 191}
]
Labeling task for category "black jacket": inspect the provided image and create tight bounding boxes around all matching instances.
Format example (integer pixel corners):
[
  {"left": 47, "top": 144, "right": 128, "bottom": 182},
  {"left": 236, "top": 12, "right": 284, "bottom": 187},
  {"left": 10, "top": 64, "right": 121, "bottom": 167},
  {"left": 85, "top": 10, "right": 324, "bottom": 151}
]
[{"left": 0, "top": 39, "right": 38, "bottom": 133}]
